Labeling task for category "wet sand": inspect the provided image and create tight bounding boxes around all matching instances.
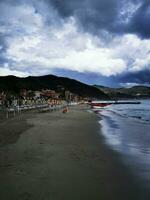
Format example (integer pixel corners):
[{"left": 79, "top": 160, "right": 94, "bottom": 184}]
[{"left": 0, "top": 105, "right": 148, "bottom": 200}]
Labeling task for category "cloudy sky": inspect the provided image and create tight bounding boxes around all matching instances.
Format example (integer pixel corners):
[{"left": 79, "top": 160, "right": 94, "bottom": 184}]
[{"left": 0, "top": 0, "right": 150, "bottom": 87}]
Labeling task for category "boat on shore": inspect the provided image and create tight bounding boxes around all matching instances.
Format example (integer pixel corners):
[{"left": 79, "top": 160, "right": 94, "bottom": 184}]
[
  {"left": 89, "top": 100, "right": 141, "bottom": 110},
  {"left": 89, "top": 101, "right": 113, "bottom": 110}
]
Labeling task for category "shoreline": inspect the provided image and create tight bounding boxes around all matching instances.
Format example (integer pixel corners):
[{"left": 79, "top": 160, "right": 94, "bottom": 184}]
[
  {"left": 98, "top": 108, "right": 150, "bottom": 190},
  {"left": 0, "top": 105, "right": 149, "bottom": 199}
]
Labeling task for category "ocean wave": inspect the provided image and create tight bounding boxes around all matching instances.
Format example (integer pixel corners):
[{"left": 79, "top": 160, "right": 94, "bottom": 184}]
[{"left": 104, "top": 100, "right": 150, "bottom": 124}]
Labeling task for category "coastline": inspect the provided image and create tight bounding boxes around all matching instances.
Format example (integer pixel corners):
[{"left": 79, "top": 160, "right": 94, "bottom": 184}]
[{"left": 0, "top": 105, "right": 149, "bottom": 199}]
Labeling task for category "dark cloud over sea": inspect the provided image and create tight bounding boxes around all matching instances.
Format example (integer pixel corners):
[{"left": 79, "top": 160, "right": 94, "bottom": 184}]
[{"left": 117, "top": 69, "right": 150, "bottom": 85}]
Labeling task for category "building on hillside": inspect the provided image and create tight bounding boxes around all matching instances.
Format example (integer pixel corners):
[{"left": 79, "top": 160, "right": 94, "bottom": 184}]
[
  {"left": 20, "top": 89, "right": 28, "bottom": 98},
  {"left": 65, "top": 90, "right": 82, "bottom": 102},
  {"left": 0, "top": 92, "right": 6, "bottom": 105},
  {"left": 34, "top": 91, "right": 42, "bottom": 99},
  {"left": 41, "top": 89, "right": 59, "bottom": 99},
  {"left": 0, "top": 95, "right": 3, "bottom": 105},
  {"left": 65, "top": 91, "right": 72, "bottom": 101}
]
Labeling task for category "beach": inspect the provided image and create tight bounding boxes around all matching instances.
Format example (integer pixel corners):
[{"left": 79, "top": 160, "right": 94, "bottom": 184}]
[{"left": 0, "top": 105, "right": 149, "bottom": 200}]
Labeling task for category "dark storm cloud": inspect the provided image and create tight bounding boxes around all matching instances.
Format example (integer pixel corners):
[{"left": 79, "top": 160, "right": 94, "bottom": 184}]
[
  {"left": 117, "top": 69, "right": 150, "bottom": 84},
  {"left": 128, "top": 0, "right": 150, "bottom": 38},
  {"left": 49, "top": 0, "right": 119, "bottom": 34},
  {"left": 49, "top": 0, "right": 150, "bottom": 38}
]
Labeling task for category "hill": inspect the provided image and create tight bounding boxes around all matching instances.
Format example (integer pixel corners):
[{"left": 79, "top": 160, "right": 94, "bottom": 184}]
[
  {"left": 0, "top": 75, "right": 107, "bottom": 99},
  {"left": 94, "top": 85, "right": 150, "bottom": 99}
]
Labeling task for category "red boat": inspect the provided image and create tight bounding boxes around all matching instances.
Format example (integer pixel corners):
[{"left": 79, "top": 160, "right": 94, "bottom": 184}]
[
  {"left": 89, "top": 101, "right": 141, "bottom": 110},
  {"left": 89, "top": 101, "right": 113, "bottom": 109}
]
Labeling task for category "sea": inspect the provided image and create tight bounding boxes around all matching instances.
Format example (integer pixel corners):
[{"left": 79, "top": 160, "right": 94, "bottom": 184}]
[{"left": 98, "top": 100, "right": 150, "bottom": 188}]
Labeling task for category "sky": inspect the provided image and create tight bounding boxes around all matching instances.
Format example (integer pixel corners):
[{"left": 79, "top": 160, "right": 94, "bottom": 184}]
[{"left": 0, "top": 0, "right": 150, "bottom": 87}]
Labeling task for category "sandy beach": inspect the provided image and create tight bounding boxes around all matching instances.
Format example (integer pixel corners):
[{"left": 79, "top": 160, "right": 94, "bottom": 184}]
[{"left": 0, "top": 105, "right": 149, "bottom": 200}]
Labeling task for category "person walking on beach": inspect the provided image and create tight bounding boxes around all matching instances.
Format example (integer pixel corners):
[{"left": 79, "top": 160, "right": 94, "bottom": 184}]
[{"left": 62, "top": 106, "right": 68, "bottom": 113}]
